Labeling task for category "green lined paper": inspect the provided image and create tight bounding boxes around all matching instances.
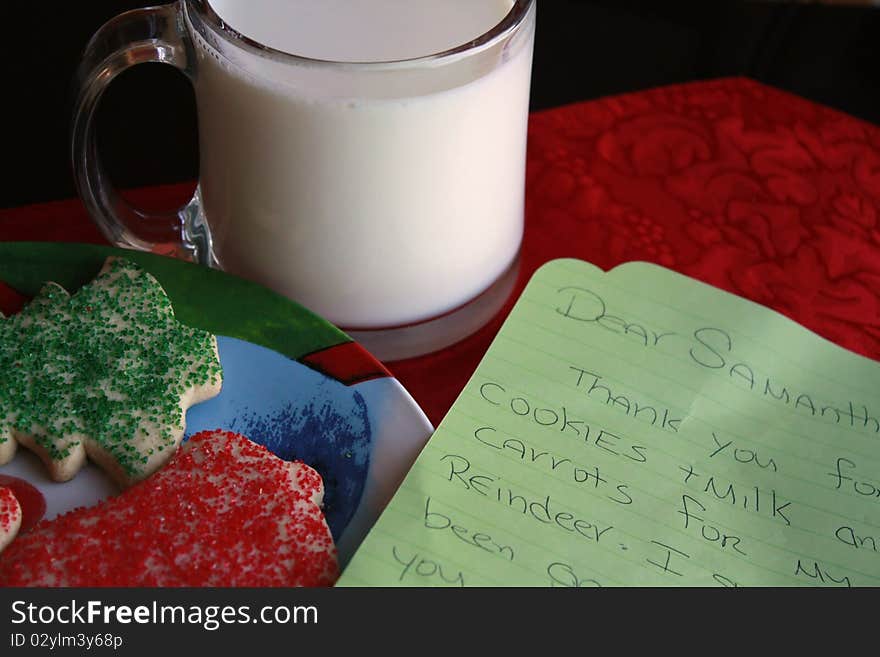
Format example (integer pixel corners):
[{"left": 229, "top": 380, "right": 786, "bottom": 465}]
[{"left": 338, "top": 259, "right": 880, "bottom": 586}]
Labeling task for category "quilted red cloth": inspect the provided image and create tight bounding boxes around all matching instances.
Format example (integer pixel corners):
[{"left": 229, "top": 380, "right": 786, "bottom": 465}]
[{"left": 2, "top": 78, "right": 879, "bottom": 426}]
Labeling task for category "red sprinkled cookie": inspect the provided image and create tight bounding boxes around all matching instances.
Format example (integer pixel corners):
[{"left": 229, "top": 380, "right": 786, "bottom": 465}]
[
  {"left": 0, "top": 430, "right": 338, "bottom": 587},
  {"left": 0, "top": 486, "right": 22, "bottom": 553}
]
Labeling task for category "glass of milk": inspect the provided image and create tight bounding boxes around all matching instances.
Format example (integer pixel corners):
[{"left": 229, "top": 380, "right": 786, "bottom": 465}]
[{"left": 72, "top": 0, "right": 537, "bottom": 360}]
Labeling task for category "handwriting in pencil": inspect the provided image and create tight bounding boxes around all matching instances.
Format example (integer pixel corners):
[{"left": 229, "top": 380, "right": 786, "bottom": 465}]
[
  {"left": 440, "top": 453, "right": 614, "bottom": 543},
  {"left": 472, "top": 426, "right": 634, "bottom": 505},
  {"left": 479, "top": 382, "right": 650, "bottom": 463},
  {"left": 679, "top": 494, "right": 748, "bottom": 555},
  {"left": 828, "top": 457, "right": 879, "bottom": 499},
  {"left": 556, "top": 284, "right": 880, "bottom": 438},
  {"left": 834, "top": 525, "right": 878, "bottom": 553},
  {"left": 547, "top": 561, "right": 601, "bottom": 587},
  {"left": 794, "top": 560, "right": 851, "bottom": 587},
  {"left": 423, "top": 496, "right": 515, "bottom": 562},
  {"left": 678, "top": 465, "right": 792, "bottom": 526},
  {"left": 709, "top": 431, "right": 779, "bottom": 473},
  {"left": 568, "top": 366, "right": 684, "bottom": 433},
  {"left": 391, "top": 545, "right": 465, "bottom": 587}
]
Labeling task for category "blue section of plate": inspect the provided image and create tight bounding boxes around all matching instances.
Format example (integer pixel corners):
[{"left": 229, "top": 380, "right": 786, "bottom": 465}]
[{"left": 184, "top": 336, "right": 371, "bottom": 540}]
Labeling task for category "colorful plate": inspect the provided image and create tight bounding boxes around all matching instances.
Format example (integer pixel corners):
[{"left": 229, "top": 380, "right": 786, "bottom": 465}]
[{"left": 0, "top": 242, "right": 433, "bottom": 569}]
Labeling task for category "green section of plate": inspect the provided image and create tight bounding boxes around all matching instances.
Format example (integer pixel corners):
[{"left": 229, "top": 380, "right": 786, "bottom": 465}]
[{"left": 0, "top": 242, "right": 351, "bottom": 360}]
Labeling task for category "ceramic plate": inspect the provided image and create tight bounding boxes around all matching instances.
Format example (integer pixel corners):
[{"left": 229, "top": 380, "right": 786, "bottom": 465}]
[{"left": 0, "top": 242, "right": 433, "bottom": 569}]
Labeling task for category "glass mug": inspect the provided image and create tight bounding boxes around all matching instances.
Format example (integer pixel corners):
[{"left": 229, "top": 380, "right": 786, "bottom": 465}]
[{"left": 72, "top": 0, "right": 536, "bottom": 360}]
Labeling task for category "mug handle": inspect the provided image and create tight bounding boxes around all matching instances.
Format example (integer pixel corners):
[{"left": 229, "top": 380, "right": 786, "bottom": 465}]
[{"left": 71, "top": 3, "right": 215, "bottom": 266}]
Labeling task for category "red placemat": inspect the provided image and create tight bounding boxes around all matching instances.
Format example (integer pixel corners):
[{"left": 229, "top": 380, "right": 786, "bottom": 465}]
[{"left": 2, "top": 77, "right": 879, "bottom": 427}]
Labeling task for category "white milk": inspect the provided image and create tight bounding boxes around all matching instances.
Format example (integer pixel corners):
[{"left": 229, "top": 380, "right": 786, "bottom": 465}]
[
  {"left": 189, "top": 0, "right": 534, "bottom": 328},
  {"left": 208, "top": 0, "right": 516, "bottom": 62}
]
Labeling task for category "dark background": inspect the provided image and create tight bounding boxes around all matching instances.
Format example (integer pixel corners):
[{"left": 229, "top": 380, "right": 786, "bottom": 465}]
[{"left": 2, "top": 0, "right": 878, "bottom": 209}]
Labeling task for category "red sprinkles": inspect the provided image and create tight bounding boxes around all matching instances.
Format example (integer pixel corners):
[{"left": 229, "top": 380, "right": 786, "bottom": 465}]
[
  {"left": 0, "top": 475, "right": 46, "bottom": 533},
  {"left": 0, "top": 430, "right": 338, "bottom": 586},
  {"left": 0, "top": 486, "right": 21, "bottom": 550}
]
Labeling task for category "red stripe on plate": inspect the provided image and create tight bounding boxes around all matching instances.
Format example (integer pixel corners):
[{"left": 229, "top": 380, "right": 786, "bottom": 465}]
[
  {"left": 300, "top": 341, "right": 392, "bottom": 386},
  {"left": 0, "top": 283, "right": 29, "bottom": 316}
]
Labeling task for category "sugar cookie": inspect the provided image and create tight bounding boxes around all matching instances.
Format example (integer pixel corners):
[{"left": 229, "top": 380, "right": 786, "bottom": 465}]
[
  {"left": 0, "top": 430, "right": 338, "bottom": 587},
  {"left": 0, "top": 258, "right": 222, "bottom": 486},
  {"left": 0, "top": 486, "right": 21, "bottom": 554}
]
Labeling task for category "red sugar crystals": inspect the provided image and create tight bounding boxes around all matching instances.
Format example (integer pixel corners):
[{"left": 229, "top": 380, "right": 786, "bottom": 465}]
[
  {"left": 0, "top": 430, "right": 339, "bottom": 587},
  {"left": 0, "top": 486, "right": 22, "bottom": 553},
  {"left": 0, "top": 475, "right": 47, "bottom": 533}
]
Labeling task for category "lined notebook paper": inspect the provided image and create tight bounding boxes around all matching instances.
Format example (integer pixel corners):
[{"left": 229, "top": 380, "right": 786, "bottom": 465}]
[{"left": 338, "top": 259, "right": 880, "bottom": 586}]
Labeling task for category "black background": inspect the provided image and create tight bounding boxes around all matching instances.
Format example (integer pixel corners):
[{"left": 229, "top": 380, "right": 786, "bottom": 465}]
[{"left": 2, "top": 0, "right": 878, "bottom": 209}]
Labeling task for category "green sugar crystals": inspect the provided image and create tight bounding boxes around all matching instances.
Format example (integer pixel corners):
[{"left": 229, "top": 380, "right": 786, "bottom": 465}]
[{"left": 0, "top": 257, "right": 222, "bottom": 487}]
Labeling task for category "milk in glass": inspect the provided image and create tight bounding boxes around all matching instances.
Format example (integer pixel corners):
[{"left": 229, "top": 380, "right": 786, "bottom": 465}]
[{"left": 190, "top": 0, "right": 533, "bottom": 328}]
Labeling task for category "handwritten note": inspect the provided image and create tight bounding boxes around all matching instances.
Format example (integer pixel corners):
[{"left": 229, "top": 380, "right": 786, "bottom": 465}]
[{"left": 337, "top": 259, "right": 880, "bottom": 586}]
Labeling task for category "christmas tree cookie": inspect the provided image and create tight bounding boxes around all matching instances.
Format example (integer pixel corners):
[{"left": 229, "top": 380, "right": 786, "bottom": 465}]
[{"left": 0, "top": 257, "right": 222, "bottom": 487}]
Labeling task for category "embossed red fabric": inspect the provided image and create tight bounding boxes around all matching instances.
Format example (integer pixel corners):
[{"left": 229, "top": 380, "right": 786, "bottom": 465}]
[{"left": 1, "top": 77, "right": 878, "bottom": 426}]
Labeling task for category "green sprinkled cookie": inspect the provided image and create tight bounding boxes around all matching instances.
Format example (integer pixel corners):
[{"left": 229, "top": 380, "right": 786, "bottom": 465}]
[{"left": 0, "top": 257, "right": 222, "bottom": 487}]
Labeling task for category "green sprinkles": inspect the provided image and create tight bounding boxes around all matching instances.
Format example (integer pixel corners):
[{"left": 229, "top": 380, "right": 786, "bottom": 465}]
[{"left": 0, "top": 258, "right": 222, "bottom": 479}]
